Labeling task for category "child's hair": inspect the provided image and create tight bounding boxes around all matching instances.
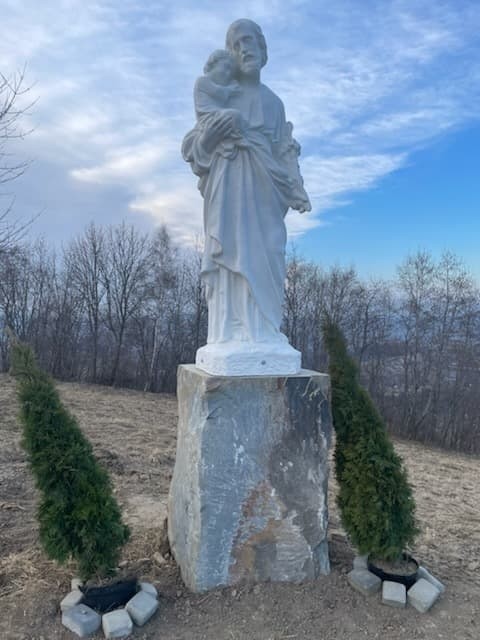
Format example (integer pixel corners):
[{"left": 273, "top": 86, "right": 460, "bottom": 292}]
[{"left": 203, "top": 49, "right": 235, "bottom": 75}]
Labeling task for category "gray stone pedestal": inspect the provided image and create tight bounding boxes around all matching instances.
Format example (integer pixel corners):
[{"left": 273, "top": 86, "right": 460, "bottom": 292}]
[{"left": 168, "top": 365, "right": 332, "bottom": 593}]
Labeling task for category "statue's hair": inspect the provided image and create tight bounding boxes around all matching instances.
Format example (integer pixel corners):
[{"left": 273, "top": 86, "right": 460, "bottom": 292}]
[
  {"left": 203, "top": 49, "right": 235, "bottom": 75},
  {"left": 225, "top": 19, "right": 268, "bottom": 68}
]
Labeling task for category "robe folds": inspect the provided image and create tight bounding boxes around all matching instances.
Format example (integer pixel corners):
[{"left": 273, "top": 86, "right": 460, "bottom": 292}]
[{"left": 182, "top": 83, "right": 295, "bottom": 343}]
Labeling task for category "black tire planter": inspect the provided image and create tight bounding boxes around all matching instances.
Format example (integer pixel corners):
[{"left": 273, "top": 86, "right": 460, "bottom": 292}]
[
  {"left": 368, "top": 553, "right": 419, "bottom": 589},
  {"left": 80, "top": 578, "right": 138, "bottom": 613}
]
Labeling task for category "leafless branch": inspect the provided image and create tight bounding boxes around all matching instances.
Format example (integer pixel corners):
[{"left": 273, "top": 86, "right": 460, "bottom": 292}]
[{"left": 0, "top": 66, "right": 37, "bottom": 253}]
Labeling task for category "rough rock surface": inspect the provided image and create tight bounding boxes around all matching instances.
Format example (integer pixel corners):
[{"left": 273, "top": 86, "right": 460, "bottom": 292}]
[{"left": 168, "top": 365, "right": 332, "bottom": 592}]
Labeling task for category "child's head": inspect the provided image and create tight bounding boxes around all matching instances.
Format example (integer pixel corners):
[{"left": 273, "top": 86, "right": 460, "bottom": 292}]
[{"left": 204, "top": 50, "right": 237, "bottom": 85}]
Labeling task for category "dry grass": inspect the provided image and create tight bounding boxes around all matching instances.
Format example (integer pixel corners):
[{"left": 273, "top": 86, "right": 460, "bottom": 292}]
[{"left": 1, "top": 372, "right": 479, "bottom": 640}]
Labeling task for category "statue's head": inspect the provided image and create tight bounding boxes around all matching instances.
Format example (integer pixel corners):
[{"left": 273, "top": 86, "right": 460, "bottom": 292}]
[
  {"left": 225, "top": 19, "right": 267, "bottom": 75},
  {"left": 203, "top": 50, "right": 237, "bottom": 86}
]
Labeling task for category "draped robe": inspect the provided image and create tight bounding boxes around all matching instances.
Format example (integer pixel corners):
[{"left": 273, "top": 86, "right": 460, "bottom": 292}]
[{"left": 182, "top": 82, "right": 295, "bottom": 344}]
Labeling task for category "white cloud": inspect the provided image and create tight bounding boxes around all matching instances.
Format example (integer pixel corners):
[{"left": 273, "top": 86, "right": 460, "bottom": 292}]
[
  {"left": 129, "top": 174, "right": 203, "bottom": 246},
  {"left": 3, "top": 0, "right": 480, "bottom": 247},
  {"left": 303, "top": 153, "right": 407, "bottom": 205},
  {"left": 71, "top": 142, "right": 171, "bottom": 184},
  {"left": 285, "top": 152, "right": 407, "bottom": 236}
]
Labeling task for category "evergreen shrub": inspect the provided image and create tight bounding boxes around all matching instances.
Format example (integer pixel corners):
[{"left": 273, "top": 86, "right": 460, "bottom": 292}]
[
  {"left": 11, "top": 342, "right": 130, "bottom": 580},
  {"left": 323, "top": 320, "right": 418, "bottom": 561}
]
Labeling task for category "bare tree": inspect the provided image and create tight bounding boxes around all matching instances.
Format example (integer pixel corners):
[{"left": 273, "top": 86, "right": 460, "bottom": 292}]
[
  {"left": 183, "top": 245, "right": 207, "bottom": 356},
  {"left": 0, "top": 68, "right": 35, "bottom": 253},
  {"left": 66, "top": 223, "right": 106, "bottom": 383},
  {"left": 2, "top": 220, "right": 479, "bottom": 454},
  {"left": 395, "top": 251, "right": 437, "bottom": 439},
  {"left": 356, "top": 280, "right": 395, "bottom": 413},
  {"left": 284, "top": 253, "right": 327, "bottom": 369},
  {"left": 0, "top": 239, "right": 55, "bottom": 368},
  {"left": 100, "top": 223, "right": 149, "bottom": 386},
  {"left": 132, "top": 226, "right": 180, "bottom": 392}
]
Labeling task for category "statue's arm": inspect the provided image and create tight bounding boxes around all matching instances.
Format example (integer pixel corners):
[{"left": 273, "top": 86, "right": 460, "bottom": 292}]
[
  {"left": 194, "top": 77, "right": 220, "bottom": 119},
  {"left": 277, "top": 118, "right": 312, "bottom": 213},
  {"left": 182, "top": 111, "right": 236, "bottom": 177},
  {"left": 199, "top": 112, "right": 235, "bottom": 153}
]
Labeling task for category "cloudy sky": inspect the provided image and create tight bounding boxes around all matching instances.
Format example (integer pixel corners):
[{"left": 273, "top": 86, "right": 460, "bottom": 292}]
[{"left": 2, "top": 0, "right": 480, "bottom": 278}]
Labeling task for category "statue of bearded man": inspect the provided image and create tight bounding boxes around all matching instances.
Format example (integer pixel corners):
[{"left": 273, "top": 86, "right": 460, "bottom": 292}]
[{"left": 182, "top": 19, "right": 311, "bottom": 376}]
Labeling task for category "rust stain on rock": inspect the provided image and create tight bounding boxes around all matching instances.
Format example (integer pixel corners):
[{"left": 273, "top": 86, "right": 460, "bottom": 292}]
[{"left": 229, "top": 481, "right": 287, "bottom": 583}]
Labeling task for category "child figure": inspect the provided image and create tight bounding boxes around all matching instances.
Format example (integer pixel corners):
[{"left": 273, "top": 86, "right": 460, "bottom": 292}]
[{"left": 194, "top": 49, "right": 244, "bottom": 144}]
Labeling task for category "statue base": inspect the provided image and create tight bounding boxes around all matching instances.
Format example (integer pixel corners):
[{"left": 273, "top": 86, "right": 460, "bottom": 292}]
[
  {"left": 195, "top": 340, "right": 301, "bottom": 376},
  {"left": 168, "top": 365, "right": 332, "bottom": 592}
]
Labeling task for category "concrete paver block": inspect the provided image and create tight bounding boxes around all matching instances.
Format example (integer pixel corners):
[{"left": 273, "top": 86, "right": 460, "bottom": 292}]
[
  {"left": 126, "top": 590, "right": 159, "bottom": 626},
  {"left": 417, "top": 565, "right": 446, "bottom": 594},
  {"left": 408, "top": 578, "right": 441, "bottom": 613},
  {"left": 382, "top": 580, "right": 406, "bottom": 608},
  {"left": 347, "top": 569, "right": 382, "bottom": 596},
  {"left": 139, "top": 581, "right": 158, "bottom": 599},
  {"left": 102, "top": 609, "right": 133, "bottom": 639},
  {"left": 62, "top": 604, "right": 101, "bottom": 638},
  {"left": 61, "top": 589, "right": 84, "bottom": 611},
  {"left": 353, "top": 555, "right": 368, "bottom": 570},
  {"left": 71, "top": 577, "right": 83, "bottom": 591}
]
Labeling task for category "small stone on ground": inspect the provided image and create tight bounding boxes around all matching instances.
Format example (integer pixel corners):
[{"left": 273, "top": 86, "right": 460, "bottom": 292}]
[
  {"left": 102, "top": 609, "right": 133, "bottom": 639},
  {"left": 153, "top": 551, "right": 166, "bottom": 565},
  {"left": 408, "top": 578, "right": 441, "bottom": 613},
  {"left": 347, "top": 569, "right": 382, "bottom": 596},
  {"left": 126, "top": 590, "right": 159, "bottom": 626},
  {"left": 60, "top": 589, "right": 84, "bottom": 611},
  {"left": 71, "top": 577, "right": 83, "bottom": 591},
  {"left": 382, "top": 580, "right": 406, "bottom": 608},
  {"left": 417, "top": 565, "right": 446, "bottom": 593},
  {"left": 62, "top": 604, "right": 101, "bottom": 638}
]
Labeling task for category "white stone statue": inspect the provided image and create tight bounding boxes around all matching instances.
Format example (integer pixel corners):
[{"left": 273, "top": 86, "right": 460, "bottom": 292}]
[{"left": 182, "top": 19, "right": 311, "bottom": 376}]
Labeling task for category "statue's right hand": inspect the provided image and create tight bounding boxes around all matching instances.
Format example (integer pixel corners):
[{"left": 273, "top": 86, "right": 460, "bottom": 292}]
[{"left": 200, "top": 112, "right": 235, "bottom": 154}]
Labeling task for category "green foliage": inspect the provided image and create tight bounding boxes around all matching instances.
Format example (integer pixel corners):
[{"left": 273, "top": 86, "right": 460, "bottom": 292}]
[
  {"left": 323, "top": 321, "right": 418, "bottom": 561},
  {"left": 11, "top": 341, "right": 130, "bottom": 580}
]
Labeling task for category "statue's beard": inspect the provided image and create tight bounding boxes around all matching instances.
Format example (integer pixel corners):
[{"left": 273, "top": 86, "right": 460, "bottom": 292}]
[{"left": 238, "top": 60, "right": 261, "bottom": 77}]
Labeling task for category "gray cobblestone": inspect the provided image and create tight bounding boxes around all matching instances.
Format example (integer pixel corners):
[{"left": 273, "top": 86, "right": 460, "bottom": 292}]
[
  {"left": 408, "top": 578, "right": 441, "bottom": 613},
  {"left": 126, "top": 590, "right": 159, "bottom": 626},
  {"left": 62, "top": 604, "right": 101, "bottom": 638},
  {"left": 353, "top": 555, "right": 368, "bottom": 570},
  {"left": 102, "top": 609, "right": 133, "bottom": 639},
  {"left": 417, "top": 565, "right": 446, "bottom": 593},
  {"left": 139, "top": 581, "right": 158, "bottom": 599},
  {"left": 382, "top": 580, "right": 406, "bottom": 608},
  {"left": 60, "top": 589, "right": 84, "bottom": 611},
  {"left": 347, "top": 569, "right": 382, "bottom": 596}
]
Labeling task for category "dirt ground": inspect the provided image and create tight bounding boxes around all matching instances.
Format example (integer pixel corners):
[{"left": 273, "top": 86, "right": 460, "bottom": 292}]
[{"left": 0, "top": 372, "right": 479, "bottom": 640}]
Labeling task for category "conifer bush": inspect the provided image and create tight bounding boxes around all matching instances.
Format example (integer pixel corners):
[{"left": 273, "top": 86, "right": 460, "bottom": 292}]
[
  {"left": 323, "top": 321, "right": 418, "bottom": 562},
  {"left": 11, "top": 342, "right": 130, "bottom": 580}
]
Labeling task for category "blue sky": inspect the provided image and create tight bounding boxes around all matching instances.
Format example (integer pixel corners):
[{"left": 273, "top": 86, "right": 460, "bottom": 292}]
[{"left": 3, "top": 0, "right": 480, "bottom": 279}]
